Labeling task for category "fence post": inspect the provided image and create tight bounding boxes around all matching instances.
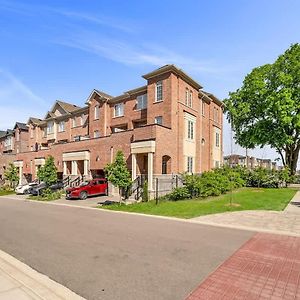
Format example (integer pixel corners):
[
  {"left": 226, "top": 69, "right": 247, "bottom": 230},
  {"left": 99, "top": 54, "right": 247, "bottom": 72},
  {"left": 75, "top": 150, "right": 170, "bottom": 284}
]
[{"left": 155, "top": 178, "right": 159, "bottom": 205}]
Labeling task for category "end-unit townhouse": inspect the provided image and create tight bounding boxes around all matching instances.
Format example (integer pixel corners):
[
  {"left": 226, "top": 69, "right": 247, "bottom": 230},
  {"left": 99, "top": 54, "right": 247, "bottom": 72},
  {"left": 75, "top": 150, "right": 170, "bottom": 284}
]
[{"left": 1, "top": 65, "right": 224, "bottom": 194}]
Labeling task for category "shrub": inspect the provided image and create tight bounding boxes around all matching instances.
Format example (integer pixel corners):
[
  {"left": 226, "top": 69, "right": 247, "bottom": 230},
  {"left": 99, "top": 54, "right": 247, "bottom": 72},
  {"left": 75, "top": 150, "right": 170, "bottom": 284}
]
[
  {"left": 168, "top": 187, "right": 191, "bottom": 201},
  {"left": 142, "top": 180, "right": 149, "bottom": 202}
]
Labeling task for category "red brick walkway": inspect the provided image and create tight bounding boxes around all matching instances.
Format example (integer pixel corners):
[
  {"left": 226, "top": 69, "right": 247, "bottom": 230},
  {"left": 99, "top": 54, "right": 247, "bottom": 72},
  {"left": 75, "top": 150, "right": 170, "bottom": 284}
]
[{"left": 186, "top": 233, "right": 300, "bottom": 300}]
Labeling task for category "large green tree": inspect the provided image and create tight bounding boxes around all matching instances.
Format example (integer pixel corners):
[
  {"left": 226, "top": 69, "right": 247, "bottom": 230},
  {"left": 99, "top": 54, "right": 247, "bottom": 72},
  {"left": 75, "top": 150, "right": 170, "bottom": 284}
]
[
  {"left": 104, "top": 150, "right": 132, "bottom": 202},
  {"left": 4, "top": 163, "right": 19, "bottom": 188},
  {"left": 37, "top": 156, "right": 58, "bottom": 186},
  {"left": 224, "top": 44, "right": 300, "bottom": 174}
]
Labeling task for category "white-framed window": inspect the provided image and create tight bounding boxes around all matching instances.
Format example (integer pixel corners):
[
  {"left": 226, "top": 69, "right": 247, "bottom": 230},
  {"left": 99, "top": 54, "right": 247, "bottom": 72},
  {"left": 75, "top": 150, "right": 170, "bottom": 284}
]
[
  {"left": 187, "top": 156, "right": 193, "bottom": 173},
  {"left": 58, "top": 121, "right": 65, "bottom": 132},
  {"left": 214, "top": 160, "right": 220, "bottom": 168},
  {"left": 216, "top": 132, "right": 220, "bottom": 147},
  {"left": 187, "top": 120, "right": 194, "bottom": 140},
  {"left": 213, "top": 107, "right": 219, "bottom": 122},
  {"left": 72, "top": 117, "right": 77, "bottom": 128},
  {"left": 136, "top": 94, "right": 147, "bottom": 110},
  {"left": 189, "top": 91, "right": 193, "bottom": 108},
  {"left": 47, "top": 121, "right": 54, "bottom": 134},
  {"left": 94, "top": 105, "right": 100, "bottom": 120},
  {"left": 202, "top": 101, "right": 205, "bottom": 116},
  {"left": 43, "top": 127, "right": 47, "bottom": 137},
  {"left": 155, "top": 81, "right": 163, "bottom": 102},
  {"left": 79, "top": 115, "right": 83, "bottom": 126},
  {"left": 185, "top": 88, "right": 189, "bottom": 105},
  {"left": 114, "top": 103, "right": 124, "bottom": 117},
  {"left": 155, "top": 116, "right": 163, "bottom": 125},
  {"left": 94, "top": 130, "right": 100, "bottom": 138},
  {"left": 15, "top": 130, "right": 19, "bottom": 141}
]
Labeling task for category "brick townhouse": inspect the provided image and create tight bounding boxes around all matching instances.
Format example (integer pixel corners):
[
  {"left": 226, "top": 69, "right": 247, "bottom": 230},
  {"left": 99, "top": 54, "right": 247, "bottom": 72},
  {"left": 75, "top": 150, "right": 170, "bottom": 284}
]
[
  {"left": 1, "top": 65, "right": 223, "bottom": 192},
  {"left": 224, "top": 154, "right": 277, "bottom": 170}
]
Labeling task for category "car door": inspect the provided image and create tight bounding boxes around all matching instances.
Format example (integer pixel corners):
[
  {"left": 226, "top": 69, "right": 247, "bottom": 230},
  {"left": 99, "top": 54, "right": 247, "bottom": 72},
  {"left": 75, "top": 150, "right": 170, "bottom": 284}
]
[
  {"left": 90, "top": 180, "right": 99, "bottom": 195},
  {"left": 98, "top": 179, "right": 107, "bottom": 194}
]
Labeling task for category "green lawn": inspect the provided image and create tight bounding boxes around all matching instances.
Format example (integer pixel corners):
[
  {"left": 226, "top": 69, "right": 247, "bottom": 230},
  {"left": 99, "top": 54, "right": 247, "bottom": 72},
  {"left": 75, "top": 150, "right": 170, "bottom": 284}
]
[
  {"left": 102, "top": 188, "right": 297, "bottom": 219},
  {"left": 0, "top": 190, "right": 15, "bottom": 196}
]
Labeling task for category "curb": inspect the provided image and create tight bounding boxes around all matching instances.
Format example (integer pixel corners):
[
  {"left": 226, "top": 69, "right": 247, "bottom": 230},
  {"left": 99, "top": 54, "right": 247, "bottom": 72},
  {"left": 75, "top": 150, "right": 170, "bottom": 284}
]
[{"left": 0, "top": 249, "right": 85, "bottom": 300}]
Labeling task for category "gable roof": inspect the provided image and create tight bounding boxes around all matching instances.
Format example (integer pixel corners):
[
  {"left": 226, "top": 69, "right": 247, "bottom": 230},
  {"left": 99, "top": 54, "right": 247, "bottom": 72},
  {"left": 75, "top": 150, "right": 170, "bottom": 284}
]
[
  {"left": 143, "top": 64, "right": 203, "bottom": 90},
  {"left": 14, "top": 122, "right": 28, "bottom": 131},
  {"left": 45, "top": 100, "right": 83, "bottom": 119},
  {"left": 0, "top": 131, "right": 6, "bottom": 138},
  {"left": 28, "top": 117, "right": 44, "bottom": 125},
  {"left": 85, "top": 89, "right": 113, "bottom": 105}
]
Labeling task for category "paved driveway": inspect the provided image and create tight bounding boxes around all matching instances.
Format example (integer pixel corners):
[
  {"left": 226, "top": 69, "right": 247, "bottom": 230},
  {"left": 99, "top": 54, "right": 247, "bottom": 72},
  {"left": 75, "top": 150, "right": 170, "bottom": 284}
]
[
  {"left": 192, "top": 191, "right": 300, "bottom": 237},
  {"left": 0, "top": 196, "right": 253, "bottom": 300}
]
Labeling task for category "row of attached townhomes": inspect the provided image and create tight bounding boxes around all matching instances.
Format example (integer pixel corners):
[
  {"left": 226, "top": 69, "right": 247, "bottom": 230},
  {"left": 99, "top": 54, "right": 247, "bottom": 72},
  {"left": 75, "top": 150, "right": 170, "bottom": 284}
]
[
  {"left": 0, "top": 65, "right": 224, "bottom": 195},
  {"left": 223, "top": 154, "right": 278, "bottom": 170}
]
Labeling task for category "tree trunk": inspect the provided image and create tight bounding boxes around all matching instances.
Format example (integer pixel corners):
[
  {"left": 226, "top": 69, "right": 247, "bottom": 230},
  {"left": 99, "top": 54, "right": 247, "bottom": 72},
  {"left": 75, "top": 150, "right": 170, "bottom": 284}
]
[{"left": 285, "top": 145, "right": 300, "bottom": 175}]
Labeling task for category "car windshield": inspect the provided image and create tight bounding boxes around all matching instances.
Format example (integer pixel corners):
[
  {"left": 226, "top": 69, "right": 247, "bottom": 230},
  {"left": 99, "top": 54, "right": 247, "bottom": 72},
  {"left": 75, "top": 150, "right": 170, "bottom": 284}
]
[{"left": 80, "top": 181, "right": 90, "bottom": 187}]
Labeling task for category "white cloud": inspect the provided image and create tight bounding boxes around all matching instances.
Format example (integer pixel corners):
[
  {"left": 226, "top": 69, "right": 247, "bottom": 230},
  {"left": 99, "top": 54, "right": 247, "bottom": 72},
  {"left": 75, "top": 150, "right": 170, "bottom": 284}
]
[
  {"left": 0, "top": 69, "right": 46, "bottom": 130},
  {"left": 55, "top": 34, "right": 225, "bottom": 75}
]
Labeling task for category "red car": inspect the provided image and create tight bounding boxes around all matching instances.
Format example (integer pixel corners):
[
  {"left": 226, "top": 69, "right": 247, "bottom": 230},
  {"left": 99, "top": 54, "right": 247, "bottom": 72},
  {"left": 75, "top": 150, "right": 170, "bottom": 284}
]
[{"left": 66, "top": 178, "right": 108, "bottom": 200}]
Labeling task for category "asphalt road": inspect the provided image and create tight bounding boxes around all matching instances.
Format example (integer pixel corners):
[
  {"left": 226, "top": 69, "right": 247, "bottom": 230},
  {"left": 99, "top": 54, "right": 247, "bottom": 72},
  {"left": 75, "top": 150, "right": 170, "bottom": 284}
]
[{"left": 0, "top": 197, "right": 254, "bottom": 300}]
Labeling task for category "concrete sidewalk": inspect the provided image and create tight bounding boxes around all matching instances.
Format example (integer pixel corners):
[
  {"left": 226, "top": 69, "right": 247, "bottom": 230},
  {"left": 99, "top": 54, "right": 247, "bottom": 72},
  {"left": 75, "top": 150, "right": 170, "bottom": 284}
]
[
  {"left": 0, "top": 249, "right": 84, "bottom": 300},
  {"left": 192, "top": 190, "right": 300, "bottom": 237}
]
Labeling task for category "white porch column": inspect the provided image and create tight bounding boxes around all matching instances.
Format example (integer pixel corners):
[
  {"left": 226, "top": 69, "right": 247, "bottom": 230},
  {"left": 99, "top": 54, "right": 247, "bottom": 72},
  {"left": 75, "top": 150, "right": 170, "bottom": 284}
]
[
  {"left": 147, "top": 152, "right": 154, "bottom": 191},
  {"left": 83, "top": 160, "right": 89, "bottom": 176},
  {"left": 19, "top": 166, "right": 23, "bottom": 185},
  {"left": 132, "top": 153, "right": 137, "bottom": 180},
  {"left": 71, "top": 160, "right": 78, "bottom": 176},
  {"left": 63, "top": 161, "right": 67, "bottom": 175}
]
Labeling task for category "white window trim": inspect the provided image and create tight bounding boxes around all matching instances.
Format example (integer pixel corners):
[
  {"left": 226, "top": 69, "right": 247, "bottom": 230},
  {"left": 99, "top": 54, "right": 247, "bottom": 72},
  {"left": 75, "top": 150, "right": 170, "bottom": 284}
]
[
  {"left": 114, "top": 103, "right": 124, "bottom": 117},
  {"left": 155, "top": 116, "right": 163, "bottom": 125},
  {"left": 94, "top": 105, "right": 100, "bottom": 120},
  {"left": 136, "top": 94, "right": 147, "bottom": 110},
  {"left": 155, "top": 81, "right": 163, "bottom": 102},
  {"left": 58, "top": 121, "right": 65, "bottom": 133}
]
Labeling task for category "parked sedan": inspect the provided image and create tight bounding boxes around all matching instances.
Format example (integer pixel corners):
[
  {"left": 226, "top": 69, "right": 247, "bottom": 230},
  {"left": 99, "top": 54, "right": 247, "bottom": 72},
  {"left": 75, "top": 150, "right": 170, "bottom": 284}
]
[
  {"left": 66, "top": 178, "right": 108, "bottom": 200},
  {"left": 30, "top": 181, "right": 64, "bottom": 196},
  {"left": 15, "top": 181, "right": 39, "bottom": 194}
]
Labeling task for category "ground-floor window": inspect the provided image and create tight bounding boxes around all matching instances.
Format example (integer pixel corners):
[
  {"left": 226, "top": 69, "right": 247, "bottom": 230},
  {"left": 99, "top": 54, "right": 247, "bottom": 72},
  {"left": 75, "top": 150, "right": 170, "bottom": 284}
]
[
  {"left": 162, "top": 155, "right": 171, "bottom": 174},
  {"left": 187, "top": 156, "right": 193, "bottom": 173}
]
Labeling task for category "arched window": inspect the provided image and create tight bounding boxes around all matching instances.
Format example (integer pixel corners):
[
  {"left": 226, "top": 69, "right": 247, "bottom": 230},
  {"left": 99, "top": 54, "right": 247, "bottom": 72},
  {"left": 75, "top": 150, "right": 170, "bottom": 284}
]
[{"left": 162, "top": 155, "right": 171, "bottom": 174}]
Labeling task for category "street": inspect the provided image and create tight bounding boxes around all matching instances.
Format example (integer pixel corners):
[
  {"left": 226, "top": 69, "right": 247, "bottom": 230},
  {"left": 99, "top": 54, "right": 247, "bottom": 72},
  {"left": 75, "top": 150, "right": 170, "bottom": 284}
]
[{"left": 0, "top": 197, "right": 253, "bottom": 300}]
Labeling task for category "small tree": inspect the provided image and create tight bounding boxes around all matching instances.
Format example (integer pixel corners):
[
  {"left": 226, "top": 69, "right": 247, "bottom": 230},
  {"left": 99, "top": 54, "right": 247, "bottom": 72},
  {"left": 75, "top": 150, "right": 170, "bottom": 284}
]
[
  {"left": 104, "top": 150, "right": 132, "bottom": 203},
  {"left": 37, "top": 156, "right": 58, "bottom": 187},
  {"left": 4, "top": 163, "right": 19, "bottom": 188}
]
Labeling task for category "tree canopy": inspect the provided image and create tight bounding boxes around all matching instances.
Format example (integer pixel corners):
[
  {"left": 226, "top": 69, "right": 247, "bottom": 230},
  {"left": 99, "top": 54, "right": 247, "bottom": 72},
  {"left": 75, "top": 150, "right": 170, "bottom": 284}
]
[
  {"left": 105, "top": 150, "right": 131, "bottom": 200},
  {"left": 224, "top": 43, "right": 300, "bottom": 174},
  {"left": 4, "top": 163, "right": 19, "bottom": 187},
  {"left": 37, "top": 156, "right": 58, "bottom": 186}
]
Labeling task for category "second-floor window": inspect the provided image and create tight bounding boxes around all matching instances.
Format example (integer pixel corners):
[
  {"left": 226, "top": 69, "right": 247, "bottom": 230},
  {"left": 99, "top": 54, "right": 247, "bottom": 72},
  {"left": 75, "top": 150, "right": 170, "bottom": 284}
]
[
  {"left": 94, "top": 130, "right": 100, "bottom": 138},
  {"left": 155, "top": 81, "right": 163, "bottom": 102},
  {"left": 30, "top": 127, "right": 34, "bottom": 138},
  {"left": 216, "top": 132, "right": 220, "bottom": 147},
  {"left": 72, "top": 117, "right": 77, "bottom": 128},
  {"left": 43, "top": 128, "right": 47, "bottom": 137},
  {"left": 189, "top": 91, "right": 193, "bottom": 108},
  {"left": 81, "top": 114, "right": 85, "bottom": 126},
  {"left": 47, "top": 121, "right": 54, "bottom": 134},
  {"left": 15, "top": 130, "right": 19, "bottom": 141},
  {"left": 202, "top": 101, "right": 205, "bottom": 116},
  {"left": 187, "top": 120, "right": 194, "bottom": 140},
  {"left": 114, "top": 103, "right": 124, "bottom": 117},
  {"left": 136, "top": 94, "right": 147, "bottom": 110},
  {"left": 155, "top": 116, "right": 163, "bottom": 125},
  {"left": 185, "top": 88, "right": 189, "bottom": 105},
  {"left": 214, "top": 107, "right": 219, "bottom": 122},
  {"left": 58, "top": 121, "right": 65, "bottom": 132},
  {"left": 94, "top": 105, "right": 100, "bottom": 120}
]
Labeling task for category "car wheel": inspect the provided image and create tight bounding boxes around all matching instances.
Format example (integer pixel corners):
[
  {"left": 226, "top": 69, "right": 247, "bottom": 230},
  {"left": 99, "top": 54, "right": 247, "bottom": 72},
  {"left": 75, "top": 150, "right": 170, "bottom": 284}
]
[
  {"left": 80, "top": 191, "right": 88, "bottom": 200},
  {"left": 24, "top": 189, "right": 29, "bottom": 195}
]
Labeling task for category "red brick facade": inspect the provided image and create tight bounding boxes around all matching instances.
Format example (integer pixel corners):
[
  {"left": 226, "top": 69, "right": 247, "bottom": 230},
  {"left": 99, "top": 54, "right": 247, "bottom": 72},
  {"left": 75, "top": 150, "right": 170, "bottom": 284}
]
[{"left": 0, "top": 65, "right": 223, "bottom": 185}]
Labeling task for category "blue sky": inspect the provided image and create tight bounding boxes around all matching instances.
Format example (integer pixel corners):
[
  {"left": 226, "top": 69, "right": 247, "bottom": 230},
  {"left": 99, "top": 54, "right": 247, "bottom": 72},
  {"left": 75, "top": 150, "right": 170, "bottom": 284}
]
[{"left": 0, "top": 0, "right": 299, "bottom": 163}]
